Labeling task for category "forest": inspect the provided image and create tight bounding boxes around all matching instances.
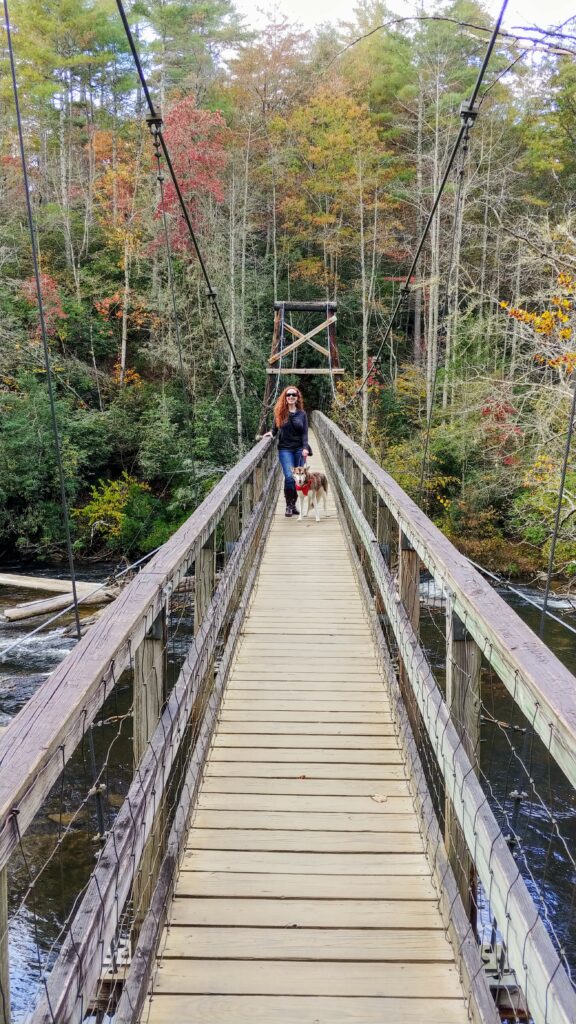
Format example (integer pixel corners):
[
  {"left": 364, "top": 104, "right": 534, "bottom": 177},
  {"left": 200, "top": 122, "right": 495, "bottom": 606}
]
[{"left": 1, "top": 0, "right": 575, "bottom": 582}]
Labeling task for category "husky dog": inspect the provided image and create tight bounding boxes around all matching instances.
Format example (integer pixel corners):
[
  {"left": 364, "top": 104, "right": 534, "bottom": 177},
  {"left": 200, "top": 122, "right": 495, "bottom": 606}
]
[{"left": 292, "top": 464, "right": 329, "bottom": 522}]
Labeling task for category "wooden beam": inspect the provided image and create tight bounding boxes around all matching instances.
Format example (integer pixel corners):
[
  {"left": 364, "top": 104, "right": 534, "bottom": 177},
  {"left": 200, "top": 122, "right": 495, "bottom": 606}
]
[
  {"left": 274, "top": 301, "right": 337, "bottom": 312},
  {"left": 284, "top": 323, "right": 331, "bottom": 358},
  {"left": 267, "top": 368, "right": 344, "bottom": 375},
  {"left": 269, "top": 317, "right": 336, "bottom": 364}
]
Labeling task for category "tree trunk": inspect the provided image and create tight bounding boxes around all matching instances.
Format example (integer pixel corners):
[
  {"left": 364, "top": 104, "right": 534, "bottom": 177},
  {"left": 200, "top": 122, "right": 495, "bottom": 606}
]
[
  {"left": 229, "top": 167, "right": 243, "bottom": 454},
  {"left": 120, "top": 240, "right": 130, "bottom": 385}
]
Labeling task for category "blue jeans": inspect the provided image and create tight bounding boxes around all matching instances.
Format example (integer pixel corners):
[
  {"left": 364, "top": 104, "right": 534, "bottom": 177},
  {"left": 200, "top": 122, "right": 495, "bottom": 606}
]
[{"left": 278, "top": 448, "right": 303, "bottom": 504}]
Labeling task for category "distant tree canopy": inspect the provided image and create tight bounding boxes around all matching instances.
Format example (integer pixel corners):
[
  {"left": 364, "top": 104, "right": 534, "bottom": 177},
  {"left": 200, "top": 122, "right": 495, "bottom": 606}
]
[{"left": 0, "top": 0, "right": 575, "bottom": 577}]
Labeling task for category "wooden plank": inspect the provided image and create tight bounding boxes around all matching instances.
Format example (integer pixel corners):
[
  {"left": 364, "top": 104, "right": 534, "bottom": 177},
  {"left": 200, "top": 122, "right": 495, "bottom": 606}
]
[
  {"left": 182, "top": 850, "right": 424, "bottom": 873},
  {"left": 169, "top": 897, "right": 440, "bottom": 928},
  {"left": 220, "top": 711, "right": 391, "bottom": 722},
  {"left": 209, "top": 749, "right": 403, "bottom": 763},
  {"left": 212, "top": 735, "right": 397, "bottom": 748},
  {"left": 199, "top": 778, "right": 409, "bottom": 796},
  {"left": 238, "top": 638, "right": 373, "bottom": 648},
  {"left": 190, "top": 811, "right": 419, "bottom": 832},
  {"left": 152, "top": 960, "right": 464, "bottom": 998},
  {"left": 161, "top": 926, "right": 454, "bottom": 961},
  {"left": 228, "top": 669, "right": 383, "bottom": 678},
  {"left": 215, "top": 722, "right": 394, "bottom": 735},
  {"left": 205, "top": 762, "right": 408, "bottom": 779},
  {"left": 144, "top": 994, "right": 468, "bottom": 1024},
  {"left": 175, "top": 871, "right": 436, "bottom": 900},
  {"left": 223, "top": 694, "right": 387, "bottom": 705},
  {"left": 196, "top": 793, "right": 413, "bottom": 813},
  {"left": 184, "top": 829, "right": 422, "bottom": 853},
  {"left": 244, "top": 624, "right": 371, "bottom": 634},
  {"left": 233, "top": 661, "right": 380, "bottom": 670}
]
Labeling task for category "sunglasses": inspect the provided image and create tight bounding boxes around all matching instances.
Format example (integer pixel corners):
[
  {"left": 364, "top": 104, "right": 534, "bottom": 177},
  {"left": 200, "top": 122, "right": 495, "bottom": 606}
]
[{"left": 286, "top": 392, "right": 298, "bottom": 398}]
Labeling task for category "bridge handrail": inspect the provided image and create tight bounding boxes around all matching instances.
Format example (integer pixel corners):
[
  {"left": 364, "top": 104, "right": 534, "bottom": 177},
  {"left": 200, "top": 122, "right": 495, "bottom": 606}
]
[
  {"left": 0, "top": 437, "right": 274, "bottom": 872},
  {"left": 314, "top": 412, "right": 576, "bottom": 1024},
  {"left": 313, "top": 411, "right": 576, "bottom": 790},
  {"left": 27, "top": 449, "right": 280, "bottom": 1023}
]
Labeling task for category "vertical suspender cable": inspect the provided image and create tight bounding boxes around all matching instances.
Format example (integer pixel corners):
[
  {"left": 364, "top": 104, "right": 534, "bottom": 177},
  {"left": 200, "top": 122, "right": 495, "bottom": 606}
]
[
  {"left": 341, "top": 0, "right": 509, "bottom": 409},
  {"left": 539, "top": 384, "right": 576, "bottom": 639},
  {"left": 4, "top": 0, "right": 109, "bottom": 851},
  {"left": 114, "top": 0, "right": 242, "bottom": 373},
  {"left": 3, "top": 0, "right": 82, "bottom": 641}
]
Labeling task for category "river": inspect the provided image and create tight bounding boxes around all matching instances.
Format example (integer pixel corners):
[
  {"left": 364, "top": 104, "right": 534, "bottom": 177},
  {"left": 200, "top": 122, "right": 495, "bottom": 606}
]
[{"left": 0, "top": 565, "right": 575, "bottom": 1018}]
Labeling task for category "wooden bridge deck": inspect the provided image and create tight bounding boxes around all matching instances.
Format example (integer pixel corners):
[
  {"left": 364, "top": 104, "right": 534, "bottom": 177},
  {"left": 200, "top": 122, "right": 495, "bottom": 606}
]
[{"left": 144, "top": 438, "right": 469, "bottom": 1024}]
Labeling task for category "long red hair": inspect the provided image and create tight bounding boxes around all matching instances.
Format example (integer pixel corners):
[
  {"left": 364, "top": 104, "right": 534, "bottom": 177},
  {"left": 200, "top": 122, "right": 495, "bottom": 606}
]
[{"left": 274, "top": 386, "right": 303, "bottom": 428}]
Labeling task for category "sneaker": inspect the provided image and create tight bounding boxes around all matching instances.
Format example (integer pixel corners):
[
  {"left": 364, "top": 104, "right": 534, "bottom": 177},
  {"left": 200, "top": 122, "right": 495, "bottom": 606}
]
[{"left": 285, "top": 505, "right": 293, "bottom": 517}]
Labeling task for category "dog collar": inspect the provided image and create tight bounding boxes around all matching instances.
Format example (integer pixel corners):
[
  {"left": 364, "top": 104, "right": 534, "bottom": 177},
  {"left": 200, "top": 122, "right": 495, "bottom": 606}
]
[{"left": 296, "top": 483, "right": 311, "bottom": 495}]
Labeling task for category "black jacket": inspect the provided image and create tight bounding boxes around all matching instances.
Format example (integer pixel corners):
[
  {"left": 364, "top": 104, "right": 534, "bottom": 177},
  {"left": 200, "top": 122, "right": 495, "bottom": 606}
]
[{"left": 272, "top": 410, "right": 311, "bottom": 452}]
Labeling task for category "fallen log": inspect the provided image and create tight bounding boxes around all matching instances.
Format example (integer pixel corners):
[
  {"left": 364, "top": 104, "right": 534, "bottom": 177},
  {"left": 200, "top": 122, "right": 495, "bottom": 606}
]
[
  {"left": 0, "top": 573, "right": 100, "bottom": 595},
  {"left": 3, "top": 587, "right": 118, "bottom": 622}
]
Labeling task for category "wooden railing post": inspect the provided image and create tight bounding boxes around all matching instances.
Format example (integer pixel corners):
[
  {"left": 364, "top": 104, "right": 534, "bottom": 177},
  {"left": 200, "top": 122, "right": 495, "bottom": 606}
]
[
  {"left": 376, "top": 497, "right": 395, "bottom": 568},
  {"left": 134, "top": 608, "right": 167, "bottom": 763},
  {"left": 223, "top": 496, "right": 240, "bottom": 562},
  {"left": 398, "top": 529, "right": 421, "bottom": 743},
  {"left": 0, "top": 867, "right": 9, "bottom": 1024},
  {"left": 445, "top": 604, "right": 482, "bottom": 924},
  {"left": 132, "top": 604, "right": 167, "bottom": 938},
  {"left": 195, "top": 532, "right": 216, "bottom": 630},
  {"left": 253, "top": 462, "right": 264, "bottom": 504},
  {"left": 241, "top": 476, "right": 253, "bottom": 530}
]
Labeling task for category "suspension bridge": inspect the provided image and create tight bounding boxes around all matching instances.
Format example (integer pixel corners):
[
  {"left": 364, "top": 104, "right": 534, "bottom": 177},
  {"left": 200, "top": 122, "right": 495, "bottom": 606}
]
[
  {"left": 0, "top": 414, "right": 574, "bottom": 1023},
  {"left": 1, "top": 0, "right": 576, "bottom": 1019}
]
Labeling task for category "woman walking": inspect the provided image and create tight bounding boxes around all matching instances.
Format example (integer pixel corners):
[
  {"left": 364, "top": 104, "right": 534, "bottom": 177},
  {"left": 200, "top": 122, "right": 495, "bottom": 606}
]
[{"left": 264, "top": 386, "right": 310, "bottom": 517}]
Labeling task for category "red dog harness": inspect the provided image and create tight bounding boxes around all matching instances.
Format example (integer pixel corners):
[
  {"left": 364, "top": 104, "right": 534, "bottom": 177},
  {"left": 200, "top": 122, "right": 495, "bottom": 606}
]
[{"left": 295, "top": 483, "right": 311, "bottom": 496}]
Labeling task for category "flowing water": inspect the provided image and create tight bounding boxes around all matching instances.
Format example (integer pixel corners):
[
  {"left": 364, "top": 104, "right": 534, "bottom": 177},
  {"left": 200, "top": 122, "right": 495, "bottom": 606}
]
[{"left": 1, "top": 563, "right": 575, "bottom": 1018}]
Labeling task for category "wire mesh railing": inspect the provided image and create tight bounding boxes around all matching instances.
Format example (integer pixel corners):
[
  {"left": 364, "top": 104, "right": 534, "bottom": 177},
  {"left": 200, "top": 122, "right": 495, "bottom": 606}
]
[
  {"left": 0, "top": 436, "right": 279, "bottom": 1023},
  {"left": 313, "top": 410, "right": 576, "bottom": 1024}
]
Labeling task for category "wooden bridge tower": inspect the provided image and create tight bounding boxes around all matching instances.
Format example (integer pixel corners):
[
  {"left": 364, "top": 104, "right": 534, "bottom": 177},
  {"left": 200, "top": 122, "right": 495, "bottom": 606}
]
[{"left": 259, "top": 300, "right": 343, "bottom": 432}]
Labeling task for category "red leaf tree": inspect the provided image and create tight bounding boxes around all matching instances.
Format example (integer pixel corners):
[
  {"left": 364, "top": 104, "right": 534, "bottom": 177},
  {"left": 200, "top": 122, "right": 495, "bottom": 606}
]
[{"left": 158, "top": 98, "right": 228, "bottom": 252}]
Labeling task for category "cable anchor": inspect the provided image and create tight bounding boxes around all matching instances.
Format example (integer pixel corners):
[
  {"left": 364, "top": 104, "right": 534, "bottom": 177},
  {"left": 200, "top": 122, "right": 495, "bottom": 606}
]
[
  {"left": 146, "top": 114, "right": 164, "bottom": 133},
  {"left": 459, "top": 102, "right": 478, "bottom": 128}
]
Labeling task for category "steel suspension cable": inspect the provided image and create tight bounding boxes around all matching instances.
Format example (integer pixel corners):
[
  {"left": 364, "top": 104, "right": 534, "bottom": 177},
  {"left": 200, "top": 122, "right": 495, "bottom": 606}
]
[
  {"left": 3, "top": 0, "right": 82, "bottom": 641},
  {"left": 148, "top": 122, "right": 198, "bottom": 491},
  {"left": 115, "top": 0, "right": 251, "bottom": 388},
  {"left": 340, "top": 0, "right": 509, "bottom": 410},
  {"left": 417, "top": 120, "right": 471, "bottom": 503},
  {"left": 468, "top": 558, "right": 576, "bottom": 640}
]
